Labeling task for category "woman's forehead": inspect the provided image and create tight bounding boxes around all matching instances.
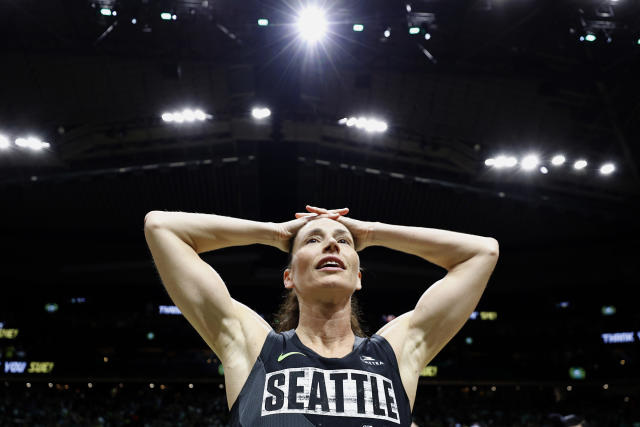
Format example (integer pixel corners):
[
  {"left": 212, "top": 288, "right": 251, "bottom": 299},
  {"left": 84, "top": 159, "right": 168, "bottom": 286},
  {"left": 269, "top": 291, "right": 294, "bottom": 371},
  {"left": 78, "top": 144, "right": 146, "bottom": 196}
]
[{"left": 298, "top": 218, "right": 350, "bottom": 237}]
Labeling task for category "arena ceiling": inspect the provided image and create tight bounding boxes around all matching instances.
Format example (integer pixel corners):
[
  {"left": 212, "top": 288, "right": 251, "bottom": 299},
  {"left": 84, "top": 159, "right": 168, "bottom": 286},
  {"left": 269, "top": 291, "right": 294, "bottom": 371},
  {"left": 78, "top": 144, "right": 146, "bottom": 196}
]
[{"left": 0, "top": 0, "right": 638, "bottom": 295}]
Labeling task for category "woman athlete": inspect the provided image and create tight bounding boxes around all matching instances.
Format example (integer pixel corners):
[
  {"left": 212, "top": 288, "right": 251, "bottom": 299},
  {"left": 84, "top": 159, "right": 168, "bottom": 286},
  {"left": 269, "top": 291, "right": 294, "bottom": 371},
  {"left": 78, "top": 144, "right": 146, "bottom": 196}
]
[{"left": 144, "top": 205, "right": 499, "bottom": 426}]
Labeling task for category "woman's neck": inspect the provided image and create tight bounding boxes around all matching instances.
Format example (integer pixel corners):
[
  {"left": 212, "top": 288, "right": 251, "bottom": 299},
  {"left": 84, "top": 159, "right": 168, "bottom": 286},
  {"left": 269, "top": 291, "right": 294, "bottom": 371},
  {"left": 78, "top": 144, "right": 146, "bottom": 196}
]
[{"left": 295, "top": 298, "right": 355, "bottom": 358}]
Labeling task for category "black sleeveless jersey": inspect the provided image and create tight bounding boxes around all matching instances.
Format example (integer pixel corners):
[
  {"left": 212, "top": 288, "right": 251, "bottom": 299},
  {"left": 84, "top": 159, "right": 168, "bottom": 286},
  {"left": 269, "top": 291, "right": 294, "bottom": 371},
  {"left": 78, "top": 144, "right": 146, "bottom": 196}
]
[{"left": 229, "top": 329, "right": 412, "bottom": 426}]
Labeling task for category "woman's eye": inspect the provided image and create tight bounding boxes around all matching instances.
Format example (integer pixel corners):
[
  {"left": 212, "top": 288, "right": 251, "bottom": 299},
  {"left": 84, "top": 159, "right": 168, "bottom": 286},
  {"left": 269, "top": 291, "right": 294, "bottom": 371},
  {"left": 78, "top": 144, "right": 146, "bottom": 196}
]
[
  {"left": 306, "top": 238, "right": 318, "bottom": 244},
  {"left": 339, "top": 239, "right": 349, "bottom": 244}
]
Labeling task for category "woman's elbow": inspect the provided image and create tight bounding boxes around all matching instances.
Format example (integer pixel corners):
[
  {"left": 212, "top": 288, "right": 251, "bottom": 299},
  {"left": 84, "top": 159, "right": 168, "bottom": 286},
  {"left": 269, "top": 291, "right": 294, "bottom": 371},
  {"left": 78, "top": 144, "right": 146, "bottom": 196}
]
[
  {"left": 144, "top": 210, "right": 165, "bottom": 229},
  {"left": 485, "top": 237, "right": 499, "bottom": 258}
]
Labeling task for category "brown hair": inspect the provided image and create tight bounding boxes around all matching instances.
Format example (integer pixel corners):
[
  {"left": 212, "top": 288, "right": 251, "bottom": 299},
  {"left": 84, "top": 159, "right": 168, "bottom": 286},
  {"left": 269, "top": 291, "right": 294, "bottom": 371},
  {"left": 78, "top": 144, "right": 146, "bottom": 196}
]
[{"left": 273, "top": 228, "right": 367, "bottom": 337}]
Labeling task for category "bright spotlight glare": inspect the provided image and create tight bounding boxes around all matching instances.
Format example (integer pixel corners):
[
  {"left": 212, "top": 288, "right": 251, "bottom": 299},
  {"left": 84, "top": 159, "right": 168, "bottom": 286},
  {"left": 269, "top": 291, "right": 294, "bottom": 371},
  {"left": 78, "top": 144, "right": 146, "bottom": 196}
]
[
  {"left": 258, "top": 18, "right": 269, "bottom": 26},
  {"left": 494, "top": 156, "right": 507, "bottom": 168},
  {"left": 182, "top": 109, "right": 196, "bottom": 122},
  {"left": 252, "top": 107, "right": 271, "bottom": 119},
  {"left": 540, "top": 166, "right": 549, "bottom": 174},
  {"left": 585, "top": 33, "right": 596, "bottom": 42},
  {"left": 161, "top": 12, "right": 172, "bottom": 20},
  {"left": 574, "top": 159, "right": 588, "bottom": 170},
  {"left": 0, "top": 135, "right": 9, "bottom": 149},
  {"left": 340, "top": 116, "right": 387, "bottom": 133},
  {"left": 409, "top": 27, "right": 420, "bottom": 35},
  {"left": 485, "top": 158, "right": 495, "bottom": 167},
  {"left": 424, "top": 33, "right": 431, "bottom": 40},
  {"left": 551, "top": 155, "right": 566, "bottom": 166},
  {"left": 15, "top": 137, "right": 49, "bottom": 150},
  {"left": 173, "top": 113, "right": 185, "bottom": 123},
  {"left": 100, "top": 8, "right": 112, "bottom": 16},
  {"left": 296, "top": 6, "right": 327, "bottom": 43},
  {"left": 600, "top": 163, "right": 615, "bottom": 175},
  {"left": 494, "top": 155, "right": 518, "bottom": 169},
  {"left": 365, "top": 119, "right": 387, "bottom": 133},
  {"left": 521, "top": 154, "right": 540, "bottom": 171},
  {"left": 162, "top": 113, "right": 174, "bottom": 122},
  {"left": 194, "top": 110, "right": 206, "bottom": 121},
  {"left": 384, "top": 28, "right": 391, "bottom": 38},
  {"left": 353, "top": 24, "right": 364, "bottom": 32}
]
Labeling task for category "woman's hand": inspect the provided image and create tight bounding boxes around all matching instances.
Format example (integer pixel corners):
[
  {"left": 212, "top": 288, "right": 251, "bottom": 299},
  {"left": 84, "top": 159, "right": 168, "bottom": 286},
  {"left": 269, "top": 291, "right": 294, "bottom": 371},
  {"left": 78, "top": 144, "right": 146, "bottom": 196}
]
[
  {"left": 296, "top": 205, "right": 376, "bottom": 251},
  {"left": 271, "top": 210, "right": 345, "bottom": 253}
]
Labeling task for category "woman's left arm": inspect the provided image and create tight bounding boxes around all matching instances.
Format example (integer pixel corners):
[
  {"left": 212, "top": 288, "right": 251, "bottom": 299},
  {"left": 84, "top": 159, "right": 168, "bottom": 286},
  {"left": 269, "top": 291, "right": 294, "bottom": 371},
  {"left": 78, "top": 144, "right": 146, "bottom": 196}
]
[
  {"left": 301, "top": 206, "right": 499, "bottom": 406},
  {"left": 362, "top": 220, "right": 499, "bottom": 406}
]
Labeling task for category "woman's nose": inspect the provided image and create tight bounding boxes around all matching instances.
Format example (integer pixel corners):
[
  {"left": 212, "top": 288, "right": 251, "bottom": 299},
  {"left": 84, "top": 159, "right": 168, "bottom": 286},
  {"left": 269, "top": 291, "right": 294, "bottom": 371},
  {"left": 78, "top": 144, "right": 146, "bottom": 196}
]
[{"left": 323, "top": 237, "right": 340, "bottom": 252}]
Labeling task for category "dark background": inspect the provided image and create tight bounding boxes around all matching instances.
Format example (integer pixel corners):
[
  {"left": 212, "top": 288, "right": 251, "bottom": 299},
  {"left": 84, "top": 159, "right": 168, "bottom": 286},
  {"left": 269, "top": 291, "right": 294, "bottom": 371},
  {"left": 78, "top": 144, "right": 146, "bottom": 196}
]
[{"left": 0, "top": 0, "right": 639, "bottom": 420}]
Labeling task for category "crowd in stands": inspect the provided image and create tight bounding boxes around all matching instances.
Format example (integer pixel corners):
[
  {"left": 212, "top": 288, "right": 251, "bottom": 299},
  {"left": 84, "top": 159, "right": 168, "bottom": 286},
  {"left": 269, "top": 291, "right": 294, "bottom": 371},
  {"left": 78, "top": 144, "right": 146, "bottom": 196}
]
[{"left": 1, "top": 381, "right": 637, "bottom": 426}]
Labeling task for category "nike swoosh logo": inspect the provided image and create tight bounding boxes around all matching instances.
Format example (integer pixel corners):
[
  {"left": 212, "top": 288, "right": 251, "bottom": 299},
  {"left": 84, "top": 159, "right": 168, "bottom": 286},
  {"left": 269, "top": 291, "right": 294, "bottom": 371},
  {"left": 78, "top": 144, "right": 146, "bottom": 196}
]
[{"left": 277, "top": 352, "right": 306, "bottom": 362}]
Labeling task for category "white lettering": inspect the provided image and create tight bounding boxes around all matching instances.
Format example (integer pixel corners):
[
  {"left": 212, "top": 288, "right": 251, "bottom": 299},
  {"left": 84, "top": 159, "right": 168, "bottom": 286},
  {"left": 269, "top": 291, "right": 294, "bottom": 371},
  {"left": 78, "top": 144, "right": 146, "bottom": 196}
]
[
  {"left": 4, "top": 361, "right": 27, "bottom": 373},
  {"left": 601, "top": 332, "right": 634, "bottom": 344},
  {"left": 262, "top": 368, "right": 400, "bottom": 424},
  {"left": 159, "top": 305, "right": 182, "bottom": 315}
]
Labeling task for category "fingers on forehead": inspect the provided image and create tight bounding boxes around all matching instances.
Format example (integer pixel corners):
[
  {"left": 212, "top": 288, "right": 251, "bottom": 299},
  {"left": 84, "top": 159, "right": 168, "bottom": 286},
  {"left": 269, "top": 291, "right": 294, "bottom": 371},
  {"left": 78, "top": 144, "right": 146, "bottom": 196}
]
[{"left": 300, "top": 217, "right": 349, "bottom": 233}]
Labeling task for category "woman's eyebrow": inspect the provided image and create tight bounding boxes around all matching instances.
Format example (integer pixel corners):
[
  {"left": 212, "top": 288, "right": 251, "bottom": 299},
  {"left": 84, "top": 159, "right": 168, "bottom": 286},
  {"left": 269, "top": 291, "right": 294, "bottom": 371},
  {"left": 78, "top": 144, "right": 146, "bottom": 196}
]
[{"left": 303, "top": 228, "right": 350, "bottom": 238}]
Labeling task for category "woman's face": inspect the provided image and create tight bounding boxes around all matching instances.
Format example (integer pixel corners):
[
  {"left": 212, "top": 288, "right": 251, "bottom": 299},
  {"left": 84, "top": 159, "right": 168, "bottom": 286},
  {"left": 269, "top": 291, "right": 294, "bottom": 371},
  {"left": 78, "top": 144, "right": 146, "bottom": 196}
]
[{"left": 284, "top": 218, "right": 362, "bottom": 302}]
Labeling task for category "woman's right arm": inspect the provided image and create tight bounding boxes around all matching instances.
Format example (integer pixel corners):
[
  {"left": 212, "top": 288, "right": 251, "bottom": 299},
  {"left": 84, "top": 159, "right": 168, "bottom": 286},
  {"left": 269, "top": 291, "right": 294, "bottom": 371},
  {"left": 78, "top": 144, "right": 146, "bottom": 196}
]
[{"left": 143, "top": 211, "right": 277, "bottom": 361}]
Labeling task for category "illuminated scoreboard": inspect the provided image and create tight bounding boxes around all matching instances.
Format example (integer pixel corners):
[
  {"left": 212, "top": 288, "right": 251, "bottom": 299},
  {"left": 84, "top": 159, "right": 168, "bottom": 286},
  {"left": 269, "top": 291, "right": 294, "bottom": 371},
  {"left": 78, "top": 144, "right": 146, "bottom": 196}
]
[
  {"left": 0, "top": 328, "right": 19, "bottom": 339},
  {"left": 3, "top": 361, "right": 55, "bottom": 374},
  {"left": 469, "top": 311, "right": 498, "bottom": 321},
  {"left": 420, "top": 366, "right": 438, "bottom": 377}
]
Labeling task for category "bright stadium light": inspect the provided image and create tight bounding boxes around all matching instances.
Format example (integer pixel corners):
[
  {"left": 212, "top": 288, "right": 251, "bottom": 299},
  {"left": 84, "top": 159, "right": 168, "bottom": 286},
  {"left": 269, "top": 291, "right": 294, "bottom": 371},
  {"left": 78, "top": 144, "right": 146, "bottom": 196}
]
[
  {"left": 296, "top": 6, "right": 327, "bottom": 43},
  {"left": 384, "top": 27, "right": 391, "bottom": 38},
  {"left": 599, "top": 163, "right": 615, "bottom": 175},
  {"left": 574, "top": 159, "right": 588, "bottom": 170},
  {"left": 15, "top": 137, "right": 50, "bottom": 151},
  {"left": 194, "top": 109, "right": 206, "bottom": 121},
  {"left": 551, "top": 154, "right": 566, "bottom": 166},
  {"left": 424, "top": 32, "right": 431, "bottom": 40},
  {"left": 100, "top": 8, "right": 112, "bottom": 16},
  {"left": 339, "top": 116, "right": 387, "bottom": 133},
  {"left": 353, "top": 24, "right": 364, "bottom": 32},
  {"left": 494, "top": 155, "right": 518, "bottom": 169},
  {"left": 585, "top": 33, "right": 596, "bottom": 42},
  {"left": 162, "top": 108, "right": 209, "bottom": 124},
  {"left": 0, "top": 134, "right": 10, "bottom": 149},
  {"left": 161, "top": 12, "right": 172, "bottom": 20},
  {"left": 252, "top": 107, "right": 271, "bottom": 119},
  {"left": 409, "top": 27, "right": 420, "bottom": 35},
  {"left": 494, "top": 156, "right": 507, "bottom": 168},
  {"left": 182, "top": 109, "right": 196, "bottom": 122},
  {"left": 540, "top": 166, "right": 549, "bottom": 174},
  {"left": 521, "top": 154, "right": 540, "bottom": 171},
  {"left": 485, "top": 158, "right": 495, "bottom": 167},
  {"left": 258, "top": 18, "right": 269, "bottom": 26}
]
